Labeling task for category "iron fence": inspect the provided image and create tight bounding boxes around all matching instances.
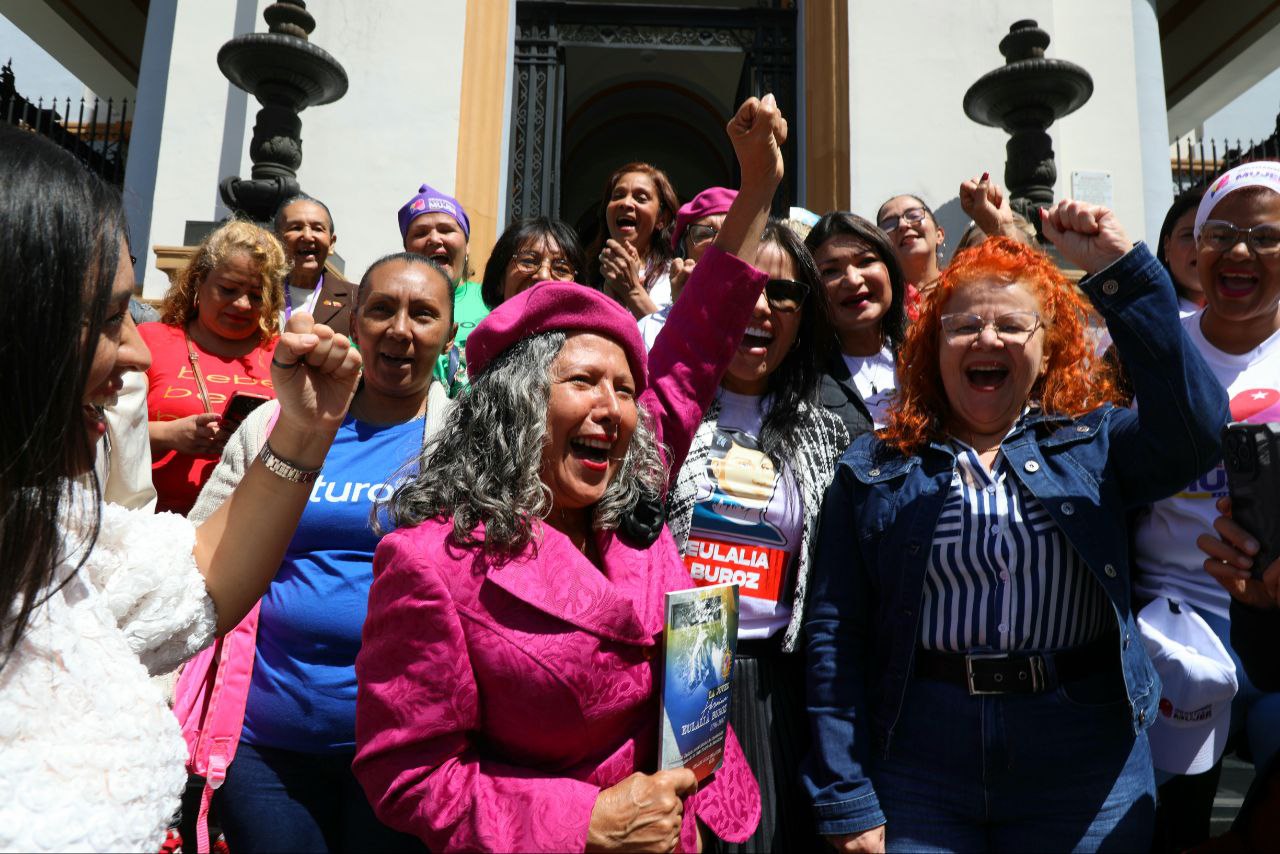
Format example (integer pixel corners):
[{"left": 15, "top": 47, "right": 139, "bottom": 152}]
[
  {"left": 1171, "top": 132, "right": 1280, "bottom": 195},
  {"left": 1, "top": 64, "right": 131, "bottom": 187}
]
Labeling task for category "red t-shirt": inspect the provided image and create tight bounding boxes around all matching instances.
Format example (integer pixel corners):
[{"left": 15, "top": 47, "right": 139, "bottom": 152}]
[{"left": 139, "top": 322, "right": 277, "bottom": 515}]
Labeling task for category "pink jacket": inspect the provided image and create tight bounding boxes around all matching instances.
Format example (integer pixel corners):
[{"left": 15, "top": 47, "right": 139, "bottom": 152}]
[{"left": 353, "top": 246, "right": 766, "bottom": 851}]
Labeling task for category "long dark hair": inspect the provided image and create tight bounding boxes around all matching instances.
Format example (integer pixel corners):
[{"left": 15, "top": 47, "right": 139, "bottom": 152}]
[
  {"left": 1156, "top": 188, "right": 1204, "bottom": 302},
  {"left": 805, "top": 211, "right": 908, "bottom": 353},
  {"left": 0, "top": 125, "right": 125, "bottom": 659},
  {"left": 586, "top": 162, "right": 679, "bottom": 290},
  {"left": 755, "top": 219, "right": 835, "bottom": 462},
  {"left": 481, "top": 217, "right": 588, "bottom": 310}
]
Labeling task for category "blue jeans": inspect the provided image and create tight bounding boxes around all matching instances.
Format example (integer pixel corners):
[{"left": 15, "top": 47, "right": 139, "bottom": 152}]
[
  {"left": 217, "top": 741, "right": 425, "bottom": 854},
  {"left": 873, "top": 671, "right": 1155, "bottom": 853}
]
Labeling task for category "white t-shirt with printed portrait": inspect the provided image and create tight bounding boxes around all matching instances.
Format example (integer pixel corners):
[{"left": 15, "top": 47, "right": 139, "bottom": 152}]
[{"left": 682, "top": 390, "right": 804, "bottom": 640}]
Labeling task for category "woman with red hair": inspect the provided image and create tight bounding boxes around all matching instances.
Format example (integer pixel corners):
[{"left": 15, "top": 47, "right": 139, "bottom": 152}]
[{"left": 802, "top": 201, "right": 1229, "bottom": 853}]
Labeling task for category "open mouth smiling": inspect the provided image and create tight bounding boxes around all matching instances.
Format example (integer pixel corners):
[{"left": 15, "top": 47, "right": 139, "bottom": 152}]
[
  {"left": 840, "top": 291, "right": 872, "bottom": 309},
  {"left": 379, "top": 351, "right": 414, "bottom": 370},
  {"left": 739, "top": 324, "right": 774, "bottom": 354},
  {"left": 1217, "top": 269, "right": 1260, "bottom": 298},
  {"left": 569, "top": 435, "right": 614, "bottom": 472},
  {"left": 965, "top": 361, "right": 1011, "bottom": 391}
]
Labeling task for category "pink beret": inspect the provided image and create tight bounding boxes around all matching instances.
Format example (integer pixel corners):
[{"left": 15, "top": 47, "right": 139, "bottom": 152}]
[
  {"left": 671, "top": 187, "right": 738, "bottom": 252},
  {"left": 466, "top": 282, "right": 649, "bottom": 393}
]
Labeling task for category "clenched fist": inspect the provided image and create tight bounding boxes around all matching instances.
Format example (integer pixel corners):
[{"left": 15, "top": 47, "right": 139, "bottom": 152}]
[
  {"left": 1040, "top": 199, "right": 1133, "bottom": 276},
  {"left": 726, "top": 94, "right": 787, "bottom": 190}
]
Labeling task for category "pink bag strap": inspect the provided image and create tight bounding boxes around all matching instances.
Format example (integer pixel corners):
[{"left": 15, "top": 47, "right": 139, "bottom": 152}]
[
  {"left": 195, "top": 781, "right": 214, "bottom": 854},
  {"left": 186, "top": 405, "right": 284, "bottom": 854}
]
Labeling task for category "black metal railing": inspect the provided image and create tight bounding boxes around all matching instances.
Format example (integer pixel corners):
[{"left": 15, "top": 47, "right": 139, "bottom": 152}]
[
  {"left": 1172, "top": 130, "right": 1280, "bottom": 195},
  {"left": 1, "top": 65, "right": 131, "bottom": 186}
]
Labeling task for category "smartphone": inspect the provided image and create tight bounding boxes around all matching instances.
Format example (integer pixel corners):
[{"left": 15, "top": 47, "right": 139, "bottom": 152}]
[
  {"left": 222, "top": 391, "right": 271, "bottom": 431},
  {"left": 1221, "top": 422, "right": 1280, "bottom": 579}
]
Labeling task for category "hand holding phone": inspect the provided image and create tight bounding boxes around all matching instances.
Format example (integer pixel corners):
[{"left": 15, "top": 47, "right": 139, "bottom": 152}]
[
  {"left": 1221, "top": 422, "right": 1280, "bottom": 579},
  {"left": 221, "top": 391, "right": 271, "bottom": 433}
]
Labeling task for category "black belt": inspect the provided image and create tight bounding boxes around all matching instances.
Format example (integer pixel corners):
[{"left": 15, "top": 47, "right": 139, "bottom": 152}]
[{"left": 913, "top": 635, "right": 1115, "bottom": 696}]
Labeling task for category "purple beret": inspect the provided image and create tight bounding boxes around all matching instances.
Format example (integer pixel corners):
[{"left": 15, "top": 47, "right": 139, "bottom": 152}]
[
  {"left": 671, "top": 186, "right": 737, "bottom": 252},
  {"left": 466, "top": 282, "right": 649, "bottom": 394},
  {"left": 397, "top": 183, "right": 471, "bottom": 240}
]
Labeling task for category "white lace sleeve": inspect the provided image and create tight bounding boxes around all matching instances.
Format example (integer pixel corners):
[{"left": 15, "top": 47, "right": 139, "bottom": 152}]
[{"left": 85, "top": 502, "right": 217, "bottom": 675}]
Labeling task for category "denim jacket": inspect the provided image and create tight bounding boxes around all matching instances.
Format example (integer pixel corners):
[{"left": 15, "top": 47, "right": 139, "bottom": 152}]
[{"left": 802, "top": 244, "right": 1230, "bottom": 836}]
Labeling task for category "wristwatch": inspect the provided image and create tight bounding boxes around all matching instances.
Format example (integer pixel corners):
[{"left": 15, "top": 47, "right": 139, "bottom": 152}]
[{"left": 257, "top": 440, "right": 322, "bottom": 484}]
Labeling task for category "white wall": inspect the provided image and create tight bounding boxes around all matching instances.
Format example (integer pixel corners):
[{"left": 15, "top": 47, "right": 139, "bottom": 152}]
[
  {"left": 1049, "top": 1, "right": 1149, "bottom": 240},
  {"left": 139, "top": 0, "right": 466, "bottom": 297},
  {"left": 1129, "top": 0, "right": 1173, "bottom": 245},
  {"left": 141, "top": 0, "right": 258, "bottom": 297},
  {"left": 122, "top": 0, "right": 177, "bottom": 286},
  {"left": 845, "top": 0, "right": 1153, "bottom": 256},
  {"left": 290, "top": 1, "right": 466, "bottom": 281}
]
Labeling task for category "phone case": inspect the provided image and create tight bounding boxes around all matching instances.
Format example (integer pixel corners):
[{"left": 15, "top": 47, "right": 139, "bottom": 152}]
[
  {"left": 1221, "top": 422, "right": 1280, "bottom": 579},
  {"left": 223, "top": 392, "right": 270, "bottom": 425}
]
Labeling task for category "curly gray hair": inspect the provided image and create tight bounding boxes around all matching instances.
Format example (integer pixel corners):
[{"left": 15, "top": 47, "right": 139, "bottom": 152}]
[{"left": 384, "top": 331, "right": 667, "bottom": 554}]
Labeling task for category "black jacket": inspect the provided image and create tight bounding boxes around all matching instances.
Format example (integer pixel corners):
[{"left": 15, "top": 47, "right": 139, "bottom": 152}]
[{"left": 818, "top": 352, "right": 875, "bottom": 449}]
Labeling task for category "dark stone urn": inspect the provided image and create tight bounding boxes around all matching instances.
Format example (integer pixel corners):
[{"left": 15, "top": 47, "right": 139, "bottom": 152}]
[
  {"left": 217, "top": 0, "right": 347, "bottom": 222},
  {"left": 963, "top": 20, "right": 1093, "bottom": 227}
]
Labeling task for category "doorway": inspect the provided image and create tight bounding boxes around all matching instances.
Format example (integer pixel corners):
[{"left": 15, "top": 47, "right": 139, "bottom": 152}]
[{"left": 507, "top": 0, "right": 799, "bottom": 238}]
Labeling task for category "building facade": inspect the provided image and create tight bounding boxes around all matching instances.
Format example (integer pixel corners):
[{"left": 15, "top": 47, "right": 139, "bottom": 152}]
[{"left": 3, "top": 0, "right": 1277, "bottom": 298}]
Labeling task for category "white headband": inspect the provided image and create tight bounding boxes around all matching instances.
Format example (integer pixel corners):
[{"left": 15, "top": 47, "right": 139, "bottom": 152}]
[{"left": 1194, "top": 161, "right": 1280, "bottom": 240}]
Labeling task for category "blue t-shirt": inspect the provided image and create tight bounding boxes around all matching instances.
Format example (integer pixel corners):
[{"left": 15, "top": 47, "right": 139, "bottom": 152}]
[{"left": 241, "top": 413, "right": 423, "bottom": 753}]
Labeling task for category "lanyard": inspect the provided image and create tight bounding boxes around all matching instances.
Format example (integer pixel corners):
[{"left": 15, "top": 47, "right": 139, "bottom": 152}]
[{"left": 283, "top": 274, "right": 325, "bottom": 320}]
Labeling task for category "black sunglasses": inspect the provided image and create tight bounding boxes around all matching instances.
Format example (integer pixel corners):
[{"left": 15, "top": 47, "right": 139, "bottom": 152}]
[{"left": 764, "top": 278, "right": 807, "bottom": 313}]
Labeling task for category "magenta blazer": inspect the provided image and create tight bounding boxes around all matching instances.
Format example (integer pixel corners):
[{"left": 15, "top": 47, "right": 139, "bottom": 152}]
[{"left": 354, "top": 247, "right": 767, "bottom": 851}]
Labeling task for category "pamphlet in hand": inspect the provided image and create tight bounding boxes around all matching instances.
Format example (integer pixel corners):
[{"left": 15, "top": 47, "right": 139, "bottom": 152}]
[{"left": 658, "top": 583, "right": 739, "bottom": 782}]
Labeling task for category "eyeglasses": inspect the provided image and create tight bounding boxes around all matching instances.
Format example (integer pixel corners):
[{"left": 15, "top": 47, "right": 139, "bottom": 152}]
[
  {"left": 764, "top": 278, "right": 808, "bottom": 313},
  {"left": 878, "top": 207, "right": 927, "bottom": 232},
  {"left": 512, "top": 253, "right": 577, "bottom": 280},
  {"left": 1199, "top": 220, "right": 1280, "bottom": 255},
  {"left": 686, "top": 224, "right": 719, "bottom": 245},
  {"left": 940, "top": 311, "right": 1042, "bottom": 345}
]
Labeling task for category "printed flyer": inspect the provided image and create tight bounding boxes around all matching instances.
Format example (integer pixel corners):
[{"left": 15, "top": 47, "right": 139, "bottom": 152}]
[{"left": 658, "top": 583, "right": 739, "bottom": 782}]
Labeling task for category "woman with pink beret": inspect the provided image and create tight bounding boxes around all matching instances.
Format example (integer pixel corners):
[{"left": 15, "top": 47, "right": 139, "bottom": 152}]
[{"left": 352, "top": 95, "right": 787, "bottom": 852}]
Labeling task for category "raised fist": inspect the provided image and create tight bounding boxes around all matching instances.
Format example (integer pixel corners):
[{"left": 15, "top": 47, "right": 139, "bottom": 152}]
[
  {"left": 271, "top": 312, "right": 363, "bottom": 436},
  {"left": 1040, "top": 199, "right": 1133, "bottom": 276},
  {"left": 959, "top": 173, "right": 1013, "bottom": 236},
  {"left": 726, "top": 94, "right": 787, "bottom": 188}
]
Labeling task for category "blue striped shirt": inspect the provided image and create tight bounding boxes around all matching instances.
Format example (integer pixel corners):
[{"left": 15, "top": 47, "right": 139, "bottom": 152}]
[{"left": 920, "top": 442, "right": 1111, "bottom": 652}]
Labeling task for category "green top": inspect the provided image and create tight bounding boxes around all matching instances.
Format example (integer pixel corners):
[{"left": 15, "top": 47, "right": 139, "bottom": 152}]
[{"left": 435, "top": 279, "right": 491, "bottom": 396}]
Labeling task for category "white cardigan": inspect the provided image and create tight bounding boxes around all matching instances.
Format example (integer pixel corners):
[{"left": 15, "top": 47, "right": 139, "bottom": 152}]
[{"left": 0, "top": 487, "right": 216, "bottom": 852}]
